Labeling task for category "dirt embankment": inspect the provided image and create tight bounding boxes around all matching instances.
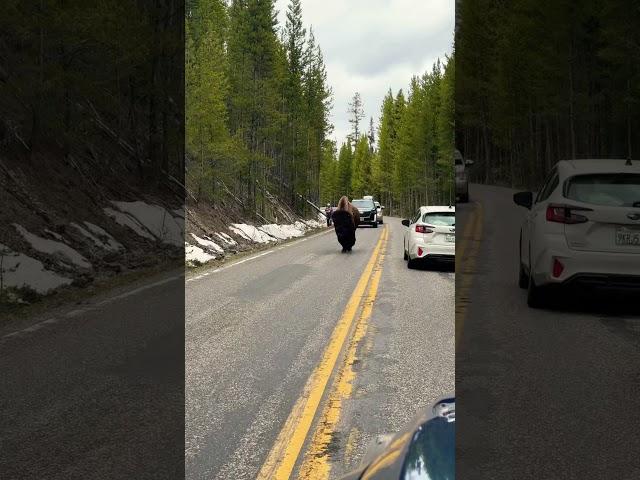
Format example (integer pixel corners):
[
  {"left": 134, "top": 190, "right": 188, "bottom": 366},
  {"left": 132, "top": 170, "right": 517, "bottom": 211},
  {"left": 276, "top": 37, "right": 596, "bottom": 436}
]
[
  {"left": 0, "top": 145, "right": 325, "bottom": 309},
  {"left": 184, "top": 198, "right": 326, "bottom": 267},
  {"left": 0, "top": 144, "right": 183, "bottom": 309}
]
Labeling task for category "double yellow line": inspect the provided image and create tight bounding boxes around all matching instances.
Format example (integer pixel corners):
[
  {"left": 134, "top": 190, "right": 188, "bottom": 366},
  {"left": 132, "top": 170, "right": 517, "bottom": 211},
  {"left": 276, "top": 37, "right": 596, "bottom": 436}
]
[
  {"left": 257, "top": 226, "right": 389, "bottom": 480},
  {"left": 455, "top": 202, "right": 484, "bottom": 348}
]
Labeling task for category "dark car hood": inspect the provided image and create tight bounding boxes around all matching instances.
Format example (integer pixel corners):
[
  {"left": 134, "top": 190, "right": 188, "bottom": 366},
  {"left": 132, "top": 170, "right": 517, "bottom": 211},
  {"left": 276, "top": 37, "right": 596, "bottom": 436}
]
[{"left": 340, "top": 395, "right": 455, "bottom": 480}]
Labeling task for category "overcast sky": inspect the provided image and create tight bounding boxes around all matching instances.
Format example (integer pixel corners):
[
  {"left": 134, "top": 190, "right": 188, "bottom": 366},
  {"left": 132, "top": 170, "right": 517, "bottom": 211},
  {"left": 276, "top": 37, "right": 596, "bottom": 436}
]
[{"left": 274, "top": 0, "right": 454, "bottom": 147}]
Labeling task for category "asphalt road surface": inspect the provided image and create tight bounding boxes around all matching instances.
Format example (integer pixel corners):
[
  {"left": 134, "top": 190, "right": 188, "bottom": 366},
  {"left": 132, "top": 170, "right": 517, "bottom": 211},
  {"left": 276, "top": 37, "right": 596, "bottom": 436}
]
[
  {"left": 186, "top": 217, "right": 454, "bottom": 479},
  {"left": 1, "top": 217, "right": 453, "bottom": 480},
  {"left": 456, "top": 183, "right": 640, "bottom": 479},
  {"left": 0, "top": 270, "right": 185, "bottom": 479}
]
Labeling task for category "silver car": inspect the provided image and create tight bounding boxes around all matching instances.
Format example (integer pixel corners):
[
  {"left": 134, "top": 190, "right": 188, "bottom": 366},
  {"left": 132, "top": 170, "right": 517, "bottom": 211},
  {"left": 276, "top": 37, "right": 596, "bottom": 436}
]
[{"left": 455, "top": 149, "right": 474, "bottom": 202}]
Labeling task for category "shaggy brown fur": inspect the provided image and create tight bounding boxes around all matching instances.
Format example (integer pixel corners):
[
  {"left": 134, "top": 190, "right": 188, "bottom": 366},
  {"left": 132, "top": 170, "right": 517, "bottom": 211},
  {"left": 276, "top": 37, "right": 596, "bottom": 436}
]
[
  {"left": 332, "top": 195, "right": 359, "bottom": 251},
  {"left": 336, "top": 195, "right": 360, "bottom": 228}
]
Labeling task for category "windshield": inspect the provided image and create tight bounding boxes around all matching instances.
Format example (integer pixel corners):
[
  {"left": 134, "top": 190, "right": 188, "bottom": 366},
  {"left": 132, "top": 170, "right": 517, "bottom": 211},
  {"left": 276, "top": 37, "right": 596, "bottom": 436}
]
[
  {"left": 353, "top": 200, "right": 375, "bottom": 209},
  {"left": 565, "top": 174, "right": 640, "bottom": 207},
  {"left": 422, "top": 212, "right": 455, "bottom": 226}
]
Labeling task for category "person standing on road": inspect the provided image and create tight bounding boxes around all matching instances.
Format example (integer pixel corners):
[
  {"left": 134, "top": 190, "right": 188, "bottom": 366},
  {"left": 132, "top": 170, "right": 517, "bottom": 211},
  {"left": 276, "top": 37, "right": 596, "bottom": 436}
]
[
  {"left": 331, "top": 196, "right": 359, "bottom": 253},
  {"left": 325, "top": 203, "right": 333, "bottom": 227}
]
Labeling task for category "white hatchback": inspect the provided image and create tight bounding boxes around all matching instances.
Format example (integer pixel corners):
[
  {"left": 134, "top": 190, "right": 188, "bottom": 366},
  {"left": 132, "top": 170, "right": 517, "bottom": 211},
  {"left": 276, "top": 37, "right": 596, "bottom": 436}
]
[
  {"left": 514, "top": 159, "right": 640, "bottom": 307},
  {"left": 402, "top": 206, "right": 455, "bottom": 269}
]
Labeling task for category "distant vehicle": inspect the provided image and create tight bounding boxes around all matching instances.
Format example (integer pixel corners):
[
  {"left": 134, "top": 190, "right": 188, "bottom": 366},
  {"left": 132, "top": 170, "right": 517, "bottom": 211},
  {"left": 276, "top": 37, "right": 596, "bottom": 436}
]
[
  {"left": 402, "top": 205, "right": 455, "bottom": 269},
  {"left": 455, "top": 149, "right": 474, "bottom": 203},
  {"left": 339, "top": 395, "right": 454, "bottom": 480},
  {"left": 352, "top": 198, "right": 378, "bottom": 228},
  {"left": 374, "top": 201, "right": 384, "bottom": 224},
  {"left": 514, "top": 159, "right": 640, "bottom": 308},
  {"left": 361, "top": 196, "right": 384, "bottom": 224}
]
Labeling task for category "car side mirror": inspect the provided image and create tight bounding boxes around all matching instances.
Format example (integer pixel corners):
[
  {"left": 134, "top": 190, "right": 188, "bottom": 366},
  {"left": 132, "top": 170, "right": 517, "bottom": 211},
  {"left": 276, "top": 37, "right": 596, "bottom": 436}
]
[
  {"left": 513, "top": 191, "right": 533, "bottom": 209},
  {"left": 402, "top": 219, "right": 410, "bottom": 227},
  {"left": 465, "top": 159, "right": 474, "bottom": 166}
]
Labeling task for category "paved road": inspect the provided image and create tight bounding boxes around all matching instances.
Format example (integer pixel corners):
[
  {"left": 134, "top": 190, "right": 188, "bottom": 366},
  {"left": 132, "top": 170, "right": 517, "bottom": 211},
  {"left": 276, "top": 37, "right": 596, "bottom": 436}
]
[
  {"left": 456, "top": 184, "right": 640, "bottom": 479},
  {"left": 0, "top": 271, "right": 185, "bottom": 479},
  {"left": 186, "top": 217, "right": 454, "bottom": 479}
]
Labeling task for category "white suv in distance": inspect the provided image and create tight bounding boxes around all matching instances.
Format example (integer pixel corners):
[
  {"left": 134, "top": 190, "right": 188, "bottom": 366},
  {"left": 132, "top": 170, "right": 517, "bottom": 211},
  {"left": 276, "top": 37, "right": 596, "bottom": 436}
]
[
  {"left": 514, "top": 159, "right": 640, "bottom": 308},
  {"left": 402, "top": 206, "right": 455, "bottom": 269}
]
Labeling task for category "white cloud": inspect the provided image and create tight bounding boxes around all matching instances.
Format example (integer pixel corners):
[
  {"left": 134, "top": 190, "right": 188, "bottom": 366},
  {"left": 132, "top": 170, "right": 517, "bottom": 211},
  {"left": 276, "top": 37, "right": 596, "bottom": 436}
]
[{"left": 274, "top": 0, "right": 454, "bottom": 146}]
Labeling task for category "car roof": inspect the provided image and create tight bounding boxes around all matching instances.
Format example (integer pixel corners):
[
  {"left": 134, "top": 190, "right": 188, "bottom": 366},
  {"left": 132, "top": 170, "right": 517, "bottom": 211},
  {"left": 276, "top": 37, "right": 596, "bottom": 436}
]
[
  {"left": 556, "top": 159, "right": 640, "bottom": 177},
  {"left": 419, "top": 205, "right": 455, "bottom": 213}
]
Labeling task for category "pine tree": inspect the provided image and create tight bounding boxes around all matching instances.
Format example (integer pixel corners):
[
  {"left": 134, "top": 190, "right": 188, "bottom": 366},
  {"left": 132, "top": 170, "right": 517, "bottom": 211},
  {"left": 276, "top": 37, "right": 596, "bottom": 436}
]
[
  {"left": 347, "top": 92, "right": 365, "bottom": 143},
  {"left": 337, "top": 140, "right": 353, "bottom": 196}
]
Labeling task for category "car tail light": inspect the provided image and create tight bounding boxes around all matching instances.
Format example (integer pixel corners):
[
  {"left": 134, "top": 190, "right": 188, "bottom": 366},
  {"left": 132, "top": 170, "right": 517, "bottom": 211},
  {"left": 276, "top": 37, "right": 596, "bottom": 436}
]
[
  {"left": 416, "top": 225, "right": 434, "bottom": 233},
  {"left": 417, "top": 247, "right": 424, "bottom": 256},
  {"left": 545, "top": 204, "right": 591, "bottom": 224},
  {"left": 552, "top": 258, "right": 564, "bottom": 278}
]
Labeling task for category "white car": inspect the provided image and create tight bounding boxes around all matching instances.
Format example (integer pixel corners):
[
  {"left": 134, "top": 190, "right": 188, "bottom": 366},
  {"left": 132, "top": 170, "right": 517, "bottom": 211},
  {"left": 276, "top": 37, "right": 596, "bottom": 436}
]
[
  {"left": 514, "top": 159, "right": 640, "bottom": 308},
  {"left": 402, "top": 206, "right": 455, "bottom": 269},
  {"left": 374, "top": 201, "right": 384, "bottom": 224}
]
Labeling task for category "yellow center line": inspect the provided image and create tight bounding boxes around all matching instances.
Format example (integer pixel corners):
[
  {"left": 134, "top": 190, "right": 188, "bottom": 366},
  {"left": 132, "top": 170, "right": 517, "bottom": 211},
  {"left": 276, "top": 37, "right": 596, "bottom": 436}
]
[
  {"left": 298, "top": 229, "right": 387, "bottom": 479},
  {"left": 257, "top": 226, "right": 389, "bottom": 480},
  {"left": 455, "top": 202, "right": 484, "bottom": 348}
]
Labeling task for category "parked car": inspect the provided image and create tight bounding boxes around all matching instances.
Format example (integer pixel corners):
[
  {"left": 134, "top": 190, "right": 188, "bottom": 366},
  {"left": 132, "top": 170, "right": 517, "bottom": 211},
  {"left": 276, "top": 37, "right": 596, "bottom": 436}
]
[
  {"left": 374, "top": 201, "right": 384, "bottom": 224},
  {"left": 455, "top": 149, "right": 474, "bottom": 203},
  {"left": 339, "top": 395, "right": 455, "bottom": 480},
  {"left": 353, "top": 198, "right": 378, "bottom": 228},
  {"left": 513, "top": 159, "right": 640, "bottom": 308},
  {"left": 402, "top": 206, "right": 455, "bottom": 268}
]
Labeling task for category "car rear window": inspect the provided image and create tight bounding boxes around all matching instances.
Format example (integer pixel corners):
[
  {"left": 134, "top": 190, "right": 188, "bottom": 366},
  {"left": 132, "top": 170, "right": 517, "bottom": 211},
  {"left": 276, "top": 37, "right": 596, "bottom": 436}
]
[
  {"left": 422, "top": 212, "right": 455, "bottom": 226},
  {"left": 565, "top": 174, "right": 640, "bottom": 207}
]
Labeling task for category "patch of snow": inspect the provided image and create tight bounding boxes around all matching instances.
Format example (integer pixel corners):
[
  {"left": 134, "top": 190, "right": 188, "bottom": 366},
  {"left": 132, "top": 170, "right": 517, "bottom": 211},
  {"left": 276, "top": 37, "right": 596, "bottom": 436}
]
[
  {"left": 228, "top": 226, "right": 251, "bottom": 241},
  {"left": 44, "top": 229, "right": 65, "bottom": 242},
  {"left": 293, "top": 221, "right": 309, "bottom": 232},
  {"left": 104, "top": 207, "right": 156, "bottom": 240},
  {"left": 259, "top": 223, "right": 306, "bottom": 240},
  {"left": 230, "top": 224, "right": 275, "bottom": 243},
  {"left": 83, "top": 222, "right": 124, "bottom": 251},
  {"left": 215, "top": 232, "right": 237, "bottom": 246},
  {"left": 190, "top": 234, "right": 224, "bottom": 254},
  {"left": 186, "top": 243, "right": 215, "bottom": 265},
  {"left": 111, "top": 201, "right": 182, "bottom": 246},
  {"left": 69, "top": 222, "right": 123, "bottom": 252},
  {"left": 0, "top": 243, "right": 73, "bottom": 293},
  {"left": 14, "top": 224, "right": 92, "bottom": 269},
  {"left": 305, "top": 219, "right": 323, "bottom": 229}
]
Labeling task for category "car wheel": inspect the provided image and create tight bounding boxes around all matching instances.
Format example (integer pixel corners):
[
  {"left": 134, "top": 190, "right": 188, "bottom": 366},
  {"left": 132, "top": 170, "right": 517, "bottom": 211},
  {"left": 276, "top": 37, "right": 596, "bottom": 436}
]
[
  {"left": 403, "top": 247, "right": 408, "bottom": 260},
  {"left": 407, "top": 257, "right": 416, "bottom": 269},
  {"left": 373, "top": 221, "right": 378, "bottom": 228},
  {"left": 518, "top": 232, "right": 529, "bottom": 289},
  {"left": 519, "top": 262, "right": 529, "bottom": 289},
  {"left": 527, "top": 276, "right": 545, "bottom": 308}
]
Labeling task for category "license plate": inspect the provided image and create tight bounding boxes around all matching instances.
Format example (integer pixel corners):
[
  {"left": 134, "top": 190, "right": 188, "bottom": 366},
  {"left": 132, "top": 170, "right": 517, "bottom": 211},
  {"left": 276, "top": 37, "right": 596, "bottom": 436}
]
[
  {"left": 616, "top": 228, "right": 640, "bottom": 246},
  {"left": 446, "top": 234, "right": 455, "bottom": 243}
]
